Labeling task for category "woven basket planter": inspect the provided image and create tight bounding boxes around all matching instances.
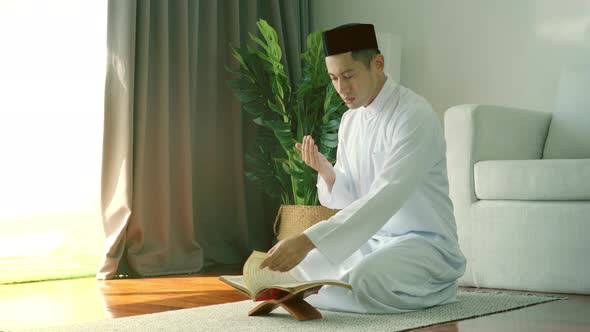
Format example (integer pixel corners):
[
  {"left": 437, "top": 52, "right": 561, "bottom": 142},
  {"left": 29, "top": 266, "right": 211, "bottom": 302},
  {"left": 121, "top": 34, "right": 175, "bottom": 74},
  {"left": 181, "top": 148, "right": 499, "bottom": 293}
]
[{"left": 273, "top": 204, "right": 340, "bottom": 241}]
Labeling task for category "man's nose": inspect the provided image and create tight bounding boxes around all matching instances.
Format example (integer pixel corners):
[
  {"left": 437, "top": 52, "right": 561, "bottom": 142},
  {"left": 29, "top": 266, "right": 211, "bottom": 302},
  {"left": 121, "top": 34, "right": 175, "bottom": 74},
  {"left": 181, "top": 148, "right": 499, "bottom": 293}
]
[{"left": 337, "top": 79, "right": 351, "bottom": 94}]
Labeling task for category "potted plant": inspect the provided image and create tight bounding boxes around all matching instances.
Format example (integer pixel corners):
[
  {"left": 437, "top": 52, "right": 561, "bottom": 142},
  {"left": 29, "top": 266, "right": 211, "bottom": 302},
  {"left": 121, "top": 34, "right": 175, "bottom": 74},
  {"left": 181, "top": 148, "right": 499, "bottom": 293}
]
[{"left": 227, "top": 19, "right": 347, "bottom": 240}]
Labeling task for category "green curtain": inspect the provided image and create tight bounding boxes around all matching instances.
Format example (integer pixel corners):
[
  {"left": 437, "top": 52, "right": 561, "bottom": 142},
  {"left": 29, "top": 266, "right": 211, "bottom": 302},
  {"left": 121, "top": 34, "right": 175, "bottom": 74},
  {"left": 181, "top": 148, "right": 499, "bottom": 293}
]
[{"left": 98, "top": 0, "right": 311, "bottom": 279}]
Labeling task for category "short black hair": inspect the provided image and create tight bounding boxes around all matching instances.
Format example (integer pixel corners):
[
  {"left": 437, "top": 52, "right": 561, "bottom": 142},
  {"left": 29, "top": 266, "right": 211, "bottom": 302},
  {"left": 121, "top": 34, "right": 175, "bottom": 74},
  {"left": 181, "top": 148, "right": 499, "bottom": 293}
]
[{"left": 351, "top": 48, "right": 381, "bottom": 69}]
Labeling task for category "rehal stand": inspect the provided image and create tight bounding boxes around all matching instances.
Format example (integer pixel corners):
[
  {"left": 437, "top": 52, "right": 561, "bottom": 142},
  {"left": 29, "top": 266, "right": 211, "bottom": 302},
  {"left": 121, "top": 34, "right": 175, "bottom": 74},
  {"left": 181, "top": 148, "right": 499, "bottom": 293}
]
[{"left": 248, "top": 285, "right": 323, "bottom": 321}]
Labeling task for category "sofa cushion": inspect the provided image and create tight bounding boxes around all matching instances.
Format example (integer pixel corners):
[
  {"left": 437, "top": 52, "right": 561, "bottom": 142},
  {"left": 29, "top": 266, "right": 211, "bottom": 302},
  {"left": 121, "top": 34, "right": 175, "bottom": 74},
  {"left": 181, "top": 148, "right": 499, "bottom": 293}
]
[
  {"left": 474, "top": 159, "right": 590, "bottom": 200},
  {"left": 543, "top": 65, "right": 590, "bottom": 159}
]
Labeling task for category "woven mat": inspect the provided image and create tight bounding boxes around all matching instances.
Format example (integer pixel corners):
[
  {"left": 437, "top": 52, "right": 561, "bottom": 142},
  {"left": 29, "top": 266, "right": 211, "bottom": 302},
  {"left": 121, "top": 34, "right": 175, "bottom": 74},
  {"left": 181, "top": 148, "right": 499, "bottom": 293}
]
[{"left": 26, "top": 289, "right": 564, "bottom": 332}]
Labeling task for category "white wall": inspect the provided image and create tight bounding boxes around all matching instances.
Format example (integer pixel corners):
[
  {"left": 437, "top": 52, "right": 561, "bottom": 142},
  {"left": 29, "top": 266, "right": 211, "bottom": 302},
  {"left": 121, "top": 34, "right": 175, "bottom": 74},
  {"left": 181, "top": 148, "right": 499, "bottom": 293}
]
[{"left": 312, "top": 0, "right": 590, "bottom": 118}]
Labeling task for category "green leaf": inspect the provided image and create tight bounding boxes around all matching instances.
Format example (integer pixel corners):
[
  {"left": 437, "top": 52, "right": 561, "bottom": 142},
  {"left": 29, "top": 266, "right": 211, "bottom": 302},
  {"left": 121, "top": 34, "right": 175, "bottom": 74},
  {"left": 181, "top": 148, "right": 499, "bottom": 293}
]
[
  {"left": 238, "top": 93, "right": 261, "bottom": 104},
  {"left": 252, "top": 117, "right": 265, "bottom": 126},
  {"left": 231, "top": 47, "right": 245, "bottom": 67},
  {"left": 267, "top": 100, "right": 286, "bottom": 117},
  {"left": 243, "top": 101, "right": 267, "bottom": 116},
  {"left": 228, "top": 78, "right": 253, "bottom": 91},
  {"left": 224, "top": 64, "right": 240, "bottom": 74},
  {"left": 246, "top": 44, "right": 271, "bottom": 63},
  {"left": 322, "top": 132, "right": 338, "bottom": 141},
  {"left": 248, "top": 32, "right": 271, "bottom": 53},
  {"left": 321, "top": 119, "right": 340, "bottom": 132},
  {"left": 324, "top": 102, "right": 344, "bottom": 119},
  {"left": 271, "top": 79, "right": 284, "bottom": 99},
  {"left": 257, "top": 20, "right": 279, "bottom": 47},
  {"left": 321, "top": 132, "right": 338, "bottom": 148}
]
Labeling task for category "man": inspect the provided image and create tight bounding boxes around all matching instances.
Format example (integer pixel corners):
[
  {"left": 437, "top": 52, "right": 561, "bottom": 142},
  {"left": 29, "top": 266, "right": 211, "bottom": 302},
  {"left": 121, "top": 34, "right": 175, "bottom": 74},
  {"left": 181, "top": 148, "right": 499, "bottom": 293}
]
[{"left": 260, "top": 23, "right": 466, "bottom": 314}]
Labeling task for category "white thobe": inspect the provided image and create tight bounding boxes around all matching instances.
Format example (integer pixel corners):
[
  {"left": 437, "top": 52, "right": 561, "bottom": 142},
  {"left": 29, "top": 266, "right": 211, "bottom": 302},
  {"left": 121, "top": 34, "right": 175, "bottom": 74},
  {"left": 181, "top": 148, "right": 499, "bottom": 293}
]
[{"left": 294, "top": 76, "right": 467, "bottom": 313}]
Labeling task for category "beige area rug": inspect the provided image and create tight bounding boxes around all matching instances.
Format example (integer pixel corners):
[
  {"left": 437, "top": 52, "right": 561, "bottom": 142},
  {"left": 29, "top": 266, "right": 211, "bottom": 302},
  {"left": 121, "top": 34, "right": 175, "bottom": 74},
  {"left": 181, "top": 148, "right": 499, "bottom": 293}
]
[{"left": 26, "top": 290, "right": 563, "bottom": 332}]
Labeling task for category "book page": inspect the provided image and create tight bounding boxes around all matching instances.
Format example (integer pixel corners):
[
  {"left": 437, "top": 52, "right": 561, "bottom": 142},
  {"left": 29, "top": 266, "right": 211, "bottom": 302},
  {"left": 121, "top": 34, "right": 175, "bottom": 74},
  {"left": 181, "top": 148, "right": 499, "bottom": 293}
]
[
  {"left": 218, "top": 275, "right": 252, "bottom": 298},
  {"left": 243, "top": 251, "right": 301, "bottom": 294},
  {"left": 220, "top": 275, "right": 247, "bottom": 290}
]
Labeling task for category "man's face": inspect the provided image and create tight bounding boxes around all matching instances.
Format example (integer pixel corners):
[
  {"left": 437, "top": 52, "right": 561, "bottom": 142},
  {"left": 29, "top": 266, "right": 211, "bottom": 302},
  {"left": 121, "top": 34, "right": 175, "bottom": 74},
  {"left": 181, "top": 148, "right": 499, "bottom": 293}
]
[{"left": 325, "top": 52, "right": 382, "bottom": 109}]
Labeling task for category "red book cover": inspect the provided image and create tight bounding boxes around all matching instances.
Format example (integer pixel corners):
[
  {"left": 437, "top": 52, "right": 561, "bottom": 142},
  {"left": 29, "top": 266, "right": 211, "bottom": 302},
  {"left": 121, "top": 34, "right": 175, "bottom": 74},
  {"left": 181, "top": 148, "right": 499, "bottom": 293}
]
[{"left": 255, "top": 288, "right": 284, "bottom": 301}]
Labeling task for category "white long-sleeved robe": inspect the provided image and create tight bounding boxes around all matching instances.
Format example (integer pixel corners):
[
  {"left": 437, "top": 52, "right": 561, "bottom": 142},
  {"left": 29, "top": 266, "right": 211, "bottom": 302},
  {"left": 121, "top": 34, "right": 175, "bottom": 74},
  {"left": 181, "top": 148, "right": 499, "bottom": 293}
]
[{"left": 295, "top": 76, "right": 467, "bottom": 313}]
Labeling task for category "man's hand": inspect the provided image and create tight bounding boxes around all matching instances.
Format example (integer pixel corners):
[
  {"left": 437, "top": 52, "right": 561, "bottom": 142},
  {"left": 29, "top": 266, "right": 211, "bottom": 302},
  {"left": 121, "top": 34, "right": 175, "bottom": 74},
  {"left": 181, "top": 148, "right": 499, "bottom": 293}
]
[
  {"left": 295, "top": 135, "right": 336, "bottom": 191},
  {"left": 259, "top": 234, "right": 316, "bottom": 272},
  {"left": 295, "top": 135, "right": 333, "bottom": 174}
]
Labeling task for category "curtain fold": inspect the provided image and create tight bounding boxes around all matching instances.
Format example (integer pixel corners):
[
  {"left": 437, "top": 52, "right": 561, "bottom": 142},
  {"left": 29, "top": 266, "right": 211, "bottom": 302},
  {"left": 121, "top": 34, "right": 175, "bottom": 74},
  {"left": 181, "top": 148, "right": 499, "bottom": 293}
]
[{"left": 99, "top": 0, "right": 310, "bottom": 279}]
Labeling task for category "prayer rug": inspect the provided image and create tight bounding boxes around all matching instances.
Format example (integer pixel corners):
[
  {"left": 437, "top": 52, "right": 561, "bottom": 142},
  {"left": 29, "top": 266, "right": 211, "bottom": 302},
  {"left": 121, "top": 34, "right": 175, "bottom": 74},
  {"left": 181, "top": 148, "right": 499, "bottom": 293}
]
[{"left": 25, "top": 289, "right": 564, "bottom": 332}]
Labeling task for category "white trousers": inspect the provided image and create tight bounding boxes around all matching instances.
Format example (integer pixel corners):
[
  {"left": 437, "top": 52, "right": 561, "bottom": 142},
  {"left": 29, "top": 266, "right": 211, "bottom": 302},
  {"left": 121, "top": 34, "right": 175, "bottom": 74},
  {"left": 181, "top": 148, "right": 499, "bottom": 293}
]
[{"left": 293, "top": 232, "right": 466, "bottom": 314}]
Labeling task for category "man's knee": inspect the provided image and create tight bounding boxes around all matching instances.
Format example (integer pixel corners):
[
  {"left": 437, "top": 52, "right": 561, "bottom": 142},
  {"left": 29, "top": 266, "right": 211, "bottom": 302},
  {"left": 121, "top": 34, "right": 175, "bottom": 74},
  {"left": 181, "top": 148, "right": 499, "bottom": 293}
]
[
  {"left": 350, "top": 267, "right": 425, "bottom": 311},
  {"left": 349, "top": 253, "right": 431, "bottom": 311}
]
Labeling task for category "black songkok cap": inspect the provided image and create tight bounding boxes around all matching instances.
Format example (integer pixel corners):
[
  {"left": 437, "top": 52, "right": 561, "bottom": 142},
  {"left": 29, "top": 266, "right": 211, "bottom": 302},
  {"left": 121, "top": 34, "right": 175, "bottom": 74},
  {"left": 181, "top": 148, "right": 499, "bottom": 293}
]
[{"left": 322, "top": 23, "right": 379, "bottom": 56}]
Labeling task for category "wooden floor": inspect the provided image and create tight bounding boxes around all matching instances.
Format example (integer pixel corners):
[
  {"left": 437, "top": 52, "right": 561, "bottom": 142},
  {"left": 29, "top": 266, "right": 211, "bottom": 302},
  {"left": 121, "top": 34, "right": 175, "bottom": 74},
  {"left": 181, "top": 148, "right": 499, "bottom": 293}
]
[{"left": 1, "top": 269, "right": 589, "bottom": 331}]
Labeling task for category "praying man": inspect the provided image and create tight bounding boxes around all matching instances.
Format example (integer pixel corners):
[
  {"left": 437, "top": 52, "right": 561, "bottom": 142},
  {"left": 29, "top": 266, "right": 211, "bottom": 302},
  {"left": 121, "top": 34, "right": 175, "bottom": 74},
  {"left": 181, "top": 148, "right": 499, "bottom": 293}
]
[{"left": 260, "top": 23, "right": 467, "bottom": 313}]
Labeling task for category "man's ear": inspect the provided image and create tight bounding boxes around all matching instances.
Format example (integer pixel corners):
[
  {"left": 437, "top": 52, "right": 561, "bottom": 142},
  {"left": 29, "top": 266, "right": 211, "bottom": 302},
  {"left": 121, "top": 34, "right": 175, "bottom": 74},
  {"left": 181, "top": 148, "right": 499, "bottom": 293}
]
[{"left": 373, "top": 54, "right": 385, "bottom": 73}]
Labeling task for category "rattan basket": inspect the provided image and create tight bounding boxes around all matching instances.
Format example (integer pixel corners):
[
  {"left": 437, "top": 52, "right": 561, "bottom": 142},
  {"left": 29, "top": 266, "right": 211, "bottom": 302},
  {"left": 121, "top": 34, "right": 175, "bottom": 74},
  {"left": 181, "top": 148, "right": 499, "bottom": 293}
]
[{"left": 273, "top": 204, "right": 340, "bottom": 241}]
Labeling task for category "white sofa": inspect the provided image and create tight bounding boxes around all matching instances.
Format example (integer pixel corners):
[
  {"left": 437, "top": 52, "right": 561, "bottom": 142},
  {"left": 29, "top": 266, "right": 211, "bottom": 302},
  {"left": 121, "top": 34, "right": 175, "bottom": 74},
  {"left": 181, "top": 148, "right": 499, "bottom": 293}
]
[{"left": 444, "top": 65, "right": 590, "bottom": 294}]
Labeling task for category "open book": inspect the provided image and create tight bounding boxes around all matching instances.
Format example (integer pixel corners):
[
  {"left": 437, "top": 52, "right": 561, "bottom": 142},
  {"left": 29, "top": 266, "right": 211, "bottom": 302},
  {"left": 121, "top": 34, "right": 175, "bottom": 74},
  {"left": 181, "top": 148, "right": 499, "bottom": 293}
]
[{"left": 219, "top": 250, "right": 351, "bottom": 301}]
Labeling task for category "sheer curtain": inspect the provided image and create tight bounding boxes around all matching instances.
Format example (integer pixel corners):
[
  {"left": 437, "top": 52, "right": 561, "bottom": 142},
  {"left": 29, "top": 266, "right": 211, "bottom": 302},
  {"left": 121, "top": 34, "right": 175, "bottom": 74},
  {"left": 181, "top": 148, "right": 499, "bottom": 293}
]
[{"left": 99, "top": 0, "right": 310, "bottom": 279}]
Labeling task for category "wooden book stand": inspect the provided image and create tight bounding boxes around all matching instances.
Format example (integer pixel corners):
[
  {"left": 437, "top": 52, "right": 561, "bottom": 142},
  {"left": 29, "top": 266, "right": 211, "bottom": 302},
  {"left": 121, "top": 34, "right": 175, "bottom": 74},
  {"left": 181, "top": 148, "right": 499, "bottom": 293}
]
[{"left": 248, "top": 286, "right": 323, "bottom": 321}]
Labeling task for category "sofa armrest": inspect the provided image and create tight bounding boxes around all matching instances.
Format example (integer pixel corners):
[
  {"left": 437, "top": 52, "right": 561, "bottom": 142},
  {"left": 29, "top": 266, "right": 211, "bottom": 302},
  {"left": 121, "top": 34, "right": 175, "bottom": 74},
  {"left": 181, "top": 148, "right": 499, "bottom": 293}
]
[{"left": 444, "top": 104, "right": 552, "bottom": 206}]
